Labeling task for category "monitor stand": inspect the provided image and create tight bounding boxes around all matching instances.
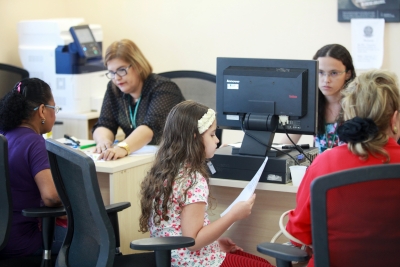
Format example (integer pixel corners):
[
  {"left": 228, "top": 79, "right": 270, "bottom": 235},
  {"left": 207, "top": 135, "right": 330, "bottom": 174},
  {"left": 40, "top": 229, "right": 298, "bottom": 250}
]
[{"left": 238, "top": 130, "right": 275, "bottom": 157}]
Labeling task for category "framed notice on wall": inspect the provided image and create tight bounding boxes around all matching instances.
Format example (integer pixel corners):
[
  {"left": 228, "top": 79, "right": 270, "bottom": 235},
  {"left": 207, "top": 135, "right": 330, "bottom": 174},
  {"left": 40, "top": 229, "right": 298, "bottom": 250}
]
[{"left": 338, "top": 0, "right": 400, "bottom": 22}]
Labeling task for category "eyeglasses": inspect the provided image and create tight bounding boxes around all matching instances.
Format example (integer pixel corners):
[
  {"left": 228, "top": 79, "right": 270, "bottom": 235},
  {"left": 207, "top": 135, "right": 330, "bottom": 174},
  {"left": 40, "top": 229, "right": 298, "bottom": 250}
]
[
  {"left": 318, "top": 70, "right": 347, "bottom": 79},
  {"left": 33, "top": 105, "right": 62, "bottom": 114},
  {"left": 105, "top": 65, "right": 131, "bottom": 79}
]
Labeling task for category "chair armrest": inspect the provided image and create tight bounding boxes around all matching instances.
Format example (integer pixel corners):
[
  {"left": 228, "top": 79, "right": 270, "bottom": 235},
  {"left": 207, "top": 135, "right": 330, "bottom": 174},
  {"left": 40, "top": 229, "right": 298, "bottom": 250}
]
[
  {"left": 257, "top": 242, "right": 309, "bottom": 262},
  {"left": 22, "top": 206, "right": 66, "bottom": 217},
  {"left": 105, "top": 202, "right": 131, "bottom": 213},
  {"left": 105, "top": 202, "right": 131, "bottom": 253},
  {"left": 22, "top": 206, "right": 66, "bottom": 256},
  {"left": 130, "top": 236, "right": 195, "bottom": 251}
]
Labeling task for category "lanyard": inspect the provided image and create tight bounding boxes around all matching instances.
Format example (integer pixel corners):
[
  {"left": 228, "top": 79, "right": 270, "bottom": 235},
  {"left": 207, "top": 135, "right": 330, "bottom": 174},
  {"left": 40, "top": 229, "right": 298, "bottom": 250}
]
[{"left": 128, "top": 96, "right": 141, "bottom": 129}]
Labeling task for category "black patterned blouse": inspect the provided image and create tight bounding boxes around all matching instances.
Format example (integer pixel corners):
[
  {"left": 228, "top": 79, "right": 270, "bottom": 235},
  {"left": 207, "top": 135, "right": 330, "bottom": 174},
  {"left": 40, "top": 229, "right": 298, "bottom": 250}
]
[{"left": 92, "top": 74, "right": 185, "bottom": 144}]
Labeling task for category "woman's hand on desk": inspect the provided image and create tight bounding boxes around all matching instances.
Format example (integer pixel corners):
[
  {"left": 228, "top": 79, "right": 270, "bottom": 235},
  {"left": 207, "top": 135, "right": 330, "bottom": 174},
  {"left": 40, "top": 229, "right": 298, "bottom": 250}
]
[
  {"left": 97, "top": 146, "right": 128, "bottom": 161},
  {"left": 93, "top": 139, "right": 113, "bottom": 154}
]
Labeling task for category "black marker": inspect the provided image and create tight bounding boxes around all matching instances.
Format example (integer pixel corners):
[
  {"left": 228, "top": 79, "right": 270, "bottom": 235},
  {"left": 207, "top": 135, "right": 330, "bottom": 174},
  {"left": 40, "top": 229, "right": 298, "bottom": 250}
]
[{"left": 64, "top": 134, "right": 80, "bottom": 145}]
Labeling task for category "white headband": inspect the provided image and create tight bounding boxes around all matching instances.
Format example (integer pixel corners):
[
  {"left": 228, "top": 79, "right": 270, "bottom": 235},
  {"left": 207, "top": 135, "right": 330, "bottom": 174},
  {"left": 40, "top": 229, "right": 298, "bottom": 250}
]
[{"left": 198, "top": 109, "right": 216, "bottom": 134}]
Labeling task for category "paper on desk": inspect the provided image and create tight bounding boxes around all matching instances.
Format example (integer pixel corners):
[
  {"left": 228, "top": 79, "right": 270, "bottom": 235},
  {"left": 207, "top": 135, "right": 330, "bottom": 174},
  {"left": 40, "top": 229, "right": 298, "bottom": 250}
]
[
  {"left": 82, "top": 152, "right": 102, "bottom": 161},
  {"left": 220, "top": 156, "right": 268, "bottom": 218},
  {"left": 128, "top": 145, "right": 158, "bottom": 156},
  {"left": 81, "top": 145, "right": 159, "bottom": 161}
]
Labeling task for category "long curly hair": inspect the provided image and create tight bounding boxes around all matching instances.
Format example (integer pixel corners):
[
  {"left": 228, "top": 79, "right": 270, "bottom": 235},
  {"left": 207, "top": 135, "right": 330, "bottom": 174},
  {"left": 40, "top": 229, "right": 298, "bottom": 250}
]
[
  {"left": 0, "top": 78, "right": 52, "bottom": 131},
  {"left": 313, "top": 44, "right": 356, "bottom": 135},
  {"left": 139, "top": 100, "right": 211, "bottom": 233},
  {"left": 341, "top": 69, "right": 400, "bottom": 162}
]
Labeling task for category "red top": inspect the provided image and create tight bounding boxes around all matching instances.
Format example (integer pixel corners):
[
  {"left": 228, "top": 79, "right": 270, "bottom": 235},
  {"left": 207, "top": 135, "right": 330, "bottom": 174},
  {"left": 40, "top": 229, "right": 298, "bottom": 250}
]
[{"left": 286, "top": 138, "right": 400, "bottom": 267}]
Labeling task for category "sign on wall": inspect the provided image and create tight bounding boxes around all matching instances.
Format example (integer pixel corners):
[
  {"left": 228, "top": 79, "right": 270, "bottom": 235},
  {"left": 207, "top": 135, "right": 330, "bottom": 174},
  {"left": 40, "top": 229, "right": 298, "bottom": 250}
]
[
  {"left": 351, "top": 19, "right": 385, "bottom": 69},
  {"left": 338, "top": 0, "right": 400, "bottom": 22}
]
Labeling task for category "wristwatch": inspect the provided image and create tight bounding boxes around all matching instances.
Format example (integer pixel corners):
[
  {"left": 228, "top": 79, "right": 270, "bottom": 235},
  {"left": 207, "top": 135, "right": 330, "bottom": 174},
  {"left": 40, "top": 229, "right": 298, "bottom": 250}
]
[{"left": 117, "top": 142, "right": 130, "bottom": 156}]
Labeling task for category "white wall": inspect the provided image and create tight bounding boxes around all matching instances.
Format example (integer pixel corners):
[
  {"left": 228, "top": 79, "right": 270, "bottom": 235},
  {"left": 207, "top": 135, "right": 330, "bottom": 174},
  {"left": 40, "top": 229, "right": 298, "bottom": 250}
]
[
  {"left": 2, "top": 0, "right": 400, "bottom": 77},
  {"left": 1, "top": 0, "right": 399, "bottom": 146}
]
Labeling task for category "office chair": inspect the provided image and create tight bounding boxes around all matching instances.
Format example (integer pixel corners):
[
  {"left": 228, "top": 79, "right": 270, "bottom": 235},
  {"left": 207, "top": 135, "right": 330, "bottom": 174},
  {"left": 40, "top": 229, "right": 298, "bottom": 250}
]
[
  {"left": 0, "top": 135, "right": 12, "bottom": 254},
  {"left": 45, "top": 138, "right": 194, "bottom": 267},
  {"left": 0, "top": 63, "right": 29, "bottom": 99},
  {"left": 0, "top": 134, "right": 64, "bottom": 267},
  {"left": 257, "top": 164, "right": 400, "bottom": 267},
  {"left": 158, "top": 70, "right": 216, "bottom": 110},
  {"left": 158, "top": 70, "right": 222, "bottom": 146}
]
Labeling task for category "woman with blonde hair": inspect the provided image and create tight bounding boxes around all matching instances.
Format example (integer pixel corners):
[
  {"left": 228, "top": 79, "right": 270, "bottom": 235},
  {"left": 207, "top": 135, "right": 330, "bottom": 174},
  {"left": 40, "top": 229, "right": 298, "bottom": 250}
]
[
  {"left": 286, "top": 69, "right": 400, "bottom": 267},
  {"left": 92, "top": 39, "right": 185, "bottom": 160}
]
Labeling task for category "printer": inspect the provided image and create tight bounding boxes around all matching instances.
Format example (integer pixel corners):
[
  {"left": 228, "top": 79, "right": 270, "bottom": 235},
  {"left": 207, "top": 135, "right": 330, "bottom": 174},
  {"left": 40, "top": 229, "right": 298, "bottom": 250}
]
[{"left": 18, "top": 18, "right": 108, "bottom": 113}]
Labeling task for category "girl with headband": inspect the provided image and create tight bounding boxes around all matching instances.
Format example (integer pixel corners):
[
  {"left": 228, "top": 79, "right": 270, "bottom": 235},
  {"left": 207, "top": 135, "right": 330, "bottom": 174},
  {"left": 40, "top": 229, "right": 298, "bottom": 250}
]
[{"left": 139, "top": 100, "right": 273, "bottom": 267}]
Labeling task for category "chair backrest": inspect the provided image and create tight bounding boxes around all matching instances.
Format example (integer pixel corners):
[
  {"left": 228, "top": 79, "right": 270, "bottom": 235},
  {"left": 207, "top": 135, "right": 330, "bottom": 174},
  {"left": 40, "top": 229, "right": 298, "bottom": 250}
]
[
  {"left": 158, "top": 71, "right": 223, "bottom": 146},
  {"left": 158, "top": 70, "right": 216, "bottom": 110},
  {"left": 0, "top": 134, "right": 11, "bottom": 251},
  {"left": 311, "top": 164, "right": 400, "bottom": 266},
  {"left": 0, "top": 63, "right": 29, "bottom": 99},
  {"left": 46, "top": 139, "right": 115, "bottom": 267}
]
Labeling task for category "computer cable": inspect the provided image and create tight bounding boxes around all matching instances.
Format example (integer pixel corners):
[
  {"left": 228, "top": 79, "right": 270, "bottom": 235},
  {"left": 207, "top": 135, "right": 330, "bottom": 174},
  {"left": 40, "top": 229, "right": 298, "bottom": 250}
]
[{"left": 281, "top": 124, "right": 313, "bottom": 164}]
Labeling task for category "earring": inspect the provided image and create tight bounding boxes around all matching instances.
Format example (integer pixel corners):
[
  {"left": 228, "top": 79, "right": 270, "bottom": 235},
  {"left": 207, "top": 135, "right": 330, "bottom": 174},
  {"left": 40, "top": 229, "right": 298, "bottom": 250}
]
[
  {"left": 394, "top": 126, "right": 398, "bottom": 134},
  {"left": 41, "top": 119, "right": 45, "bottom": 124}
]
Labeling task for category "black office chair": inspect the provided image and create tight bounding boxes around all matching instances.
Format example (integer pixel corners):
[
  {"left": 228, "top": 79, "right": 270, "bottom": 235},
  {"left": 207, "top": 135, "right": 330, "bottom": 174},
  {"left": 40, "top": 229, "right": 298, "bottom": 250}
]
[
  {"left": 0, "top": 134, "right": 64, "bottom": 267},
  {"left": 158, "top": 70, "right": 216, "bottom": 110},
  {"left": 0, "top": 134, "right": 12, "bottom": 255},
  {"left": 0, "top": 63, "right": 29, "bottom": 99},
  {"left": 45, "top": 138, "right": 194, "bottom": 267},
  {"left": 158, "top": 70, "right": 222, "bottom": 146},
  {"left": 257, "top": 164, "right": 400, "bottom": 266}
]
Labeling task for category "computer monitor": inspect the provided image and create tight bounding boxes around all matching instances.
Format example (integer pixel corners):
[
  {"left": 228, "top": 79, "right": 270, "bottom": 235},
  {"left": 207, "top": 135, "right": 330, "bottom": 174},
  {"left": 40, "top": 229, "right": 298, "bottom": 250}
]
[{"left": 216, "top": 57, "right": 318, "bottom": 157}]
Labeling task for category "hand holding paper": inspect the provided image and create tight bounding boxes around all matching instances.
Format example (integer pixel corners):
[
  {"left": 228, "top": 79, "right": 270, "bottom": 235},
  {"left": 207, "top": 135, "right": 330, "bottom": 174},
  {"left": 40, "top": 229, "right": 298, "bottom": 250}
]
[{"left": 221, "top": 156, "right": 268, "bottom": 218}]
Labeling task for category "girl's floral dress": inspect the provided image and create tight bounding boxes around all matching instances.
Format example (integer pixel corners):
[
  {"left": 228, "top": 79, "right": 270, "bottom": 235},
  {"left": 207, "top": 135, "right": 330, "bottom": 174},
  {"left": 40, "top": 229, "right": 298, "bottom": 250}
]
[{"left": 149, "top": 168, "right": 226, "bottom": 266}]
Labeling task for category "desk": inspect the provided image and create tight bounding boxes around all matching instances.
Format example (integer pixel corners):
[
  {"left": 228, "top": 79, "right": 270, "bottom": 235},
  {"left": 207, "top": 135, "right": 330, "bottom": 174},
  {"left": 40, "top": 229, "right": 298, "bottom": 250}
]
[
  {"left": 208, "top": 178, "right": 298, "bottom": 264},
  {"left": 94, "top": 153, "right": 155, "bottom": 254}
]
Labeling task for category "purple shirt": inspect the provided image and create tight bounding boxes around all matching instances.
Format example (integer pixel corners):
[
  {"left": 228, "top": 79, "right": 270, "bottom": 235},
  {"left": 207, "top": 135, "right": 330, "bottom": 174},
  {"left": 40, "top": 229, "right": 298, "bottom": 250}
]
[{"left": 0, "top": 127, "right": 50, "bottom": 258}]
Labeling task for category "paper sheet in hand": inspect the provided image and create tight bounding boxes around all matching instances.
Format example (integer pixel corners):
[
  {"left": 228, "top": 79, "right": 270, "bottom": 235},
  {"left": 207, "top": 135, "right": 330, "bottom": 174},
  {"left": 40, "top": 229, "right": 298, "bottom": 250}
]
[{"left": 220, "top": 156, "right": 268, "bottom": 217}]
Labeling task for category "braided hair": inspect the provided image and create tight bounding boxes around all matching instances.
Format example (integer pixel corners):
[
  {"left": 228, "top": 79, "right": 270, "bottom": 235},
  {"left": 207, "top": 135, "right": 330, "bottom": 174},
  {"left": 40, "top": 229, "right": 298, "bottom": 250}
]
[{"left": 0, "top": 78, "right": 52, "bottom": 131}]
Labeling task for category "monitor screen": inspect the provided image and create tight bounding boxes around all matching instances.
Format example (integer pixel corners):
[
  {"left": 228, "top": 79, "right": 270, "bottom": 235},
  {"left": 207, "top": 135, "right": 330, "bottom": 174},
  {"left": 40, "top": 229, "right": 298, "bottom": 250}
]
[{"left": 216, "top": 57, "right": 318, "bottom": 156}]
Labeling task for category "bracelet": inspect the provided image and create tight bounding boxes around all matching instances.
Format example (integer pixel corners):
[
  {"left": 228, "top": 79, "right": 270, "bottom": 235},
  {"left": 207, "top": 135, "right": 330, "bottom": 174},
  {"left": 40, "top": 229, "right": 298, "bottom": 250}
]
[{"left": 116, "top": 142, "right": 130, "bottom": 156}]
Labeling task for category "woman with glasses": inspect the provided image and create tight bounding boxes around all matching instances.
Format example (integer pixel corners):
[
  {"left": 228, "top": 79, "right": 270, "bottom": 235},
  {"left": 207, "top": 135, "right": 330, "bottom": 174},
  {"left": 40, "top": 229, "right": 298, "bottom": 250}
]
[
  {"left": 92, "top": 39, "right": 185, "bottom": 160},
  {"left": 279, "top": 44, "right": 356, "bottom": 153},
  {"left": 0, "top": 78, "right": 66, "bottom": 259}
]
